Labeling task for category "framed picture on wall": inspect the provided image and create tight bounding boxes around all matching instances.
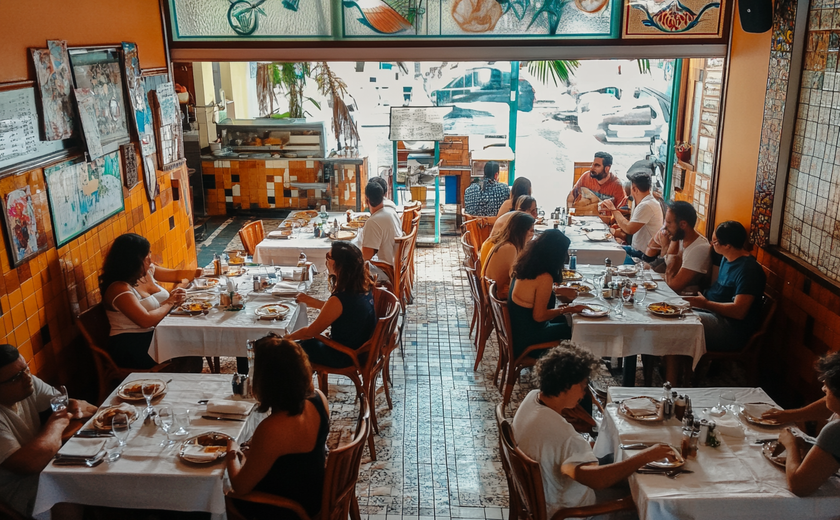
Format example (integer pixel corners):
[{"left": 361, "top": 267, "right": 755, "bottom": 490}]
[
  {"left": 0, "top": 169, "right": 55, "bottom": 267},
  {"left": 622, "top": 0, "right": 725, "bottom": 39},
  {"left": 67, "top": 47, "right": 131, "bottom": 156},
  {"left": 148, "top": 81, "right": 184, "bottom": 169}
]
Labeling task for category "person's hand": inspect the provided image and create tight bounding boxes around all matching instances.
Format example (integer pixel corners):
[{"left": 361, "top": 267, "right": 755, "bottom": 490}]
[
  {"left": 554, "top": 287, "right": 577, "bottom": 302},
  {"left": 599, "top": 199, "right": 616, "bottom": 212},
  {"left": 295, "top": 293, "right": 317, "bottom": 306},
  {"left": 761, "top": 407, "right": 794, "bottom": 424},
  {"left": 683, "top": 293, "right": 706, "bottom": 309},
  {"left": 563, "top": 304, "right": 591, "bottom": 314},
  {"left": 65, "top": 399, "right": 95, "bottom": 420},
  {"left": 46, "top": 409, "right": 72, "bottom": 429},
  {"left": 641, "top": 443, "right": 677, "bottom": 464},
  {"left": 656, "top": 228, "right": 671, "bottom": 246},
  {"left": 779, "top": 427, "right": 797, "bottom": 448},
  {"left": 165, "top": 288, "right": 186, "bottom": 306}
]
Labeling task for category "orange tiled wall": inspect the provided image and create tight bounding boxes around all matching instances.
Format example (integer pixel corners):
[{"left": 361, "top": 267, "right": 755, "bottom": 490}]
[
  {"left": 202, "top": 158, "right": 366, "bottom": 215},
  {"left": 0, "top": 152, "right": 196, "bottom": 388}
]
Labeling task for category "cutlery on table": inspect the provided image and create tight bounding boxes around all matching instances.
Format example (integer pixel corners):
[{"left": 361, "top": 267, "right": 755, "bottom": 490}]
[
  {"left": 620, "top": 443, "right": 652, "bottom": 450},
  {"left": 74, "top": 430, "right": 113, "bottom": 438},
  {"left": 637, "top": 469, "right": 693, "bottom": 478},
  {"left": 752, "top": 438, "right": 779, "bottom": 445},
  {"left": 201, "top": 415, "right": 246, "bottom": 422}
]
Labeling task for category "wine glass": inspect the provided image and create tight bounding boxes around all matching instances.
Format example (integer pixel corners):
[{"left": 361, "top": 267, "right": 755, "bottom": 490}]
[
  {"left": 157, "top": 406, "right": 175, "bottom": 447},
  {"left": 112, "top": 413, "right": 130, "bottom": 447},
  {"left": 50, "top": 385, "right": 69, "bottom": 412},
  {"left": 142, "top": 382, "right": 157, "bottom": 415}
]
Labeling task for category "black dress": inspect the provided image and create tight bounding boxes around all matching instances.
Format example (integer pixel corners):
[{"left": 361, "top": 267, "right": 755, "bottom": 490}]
[
  {"left": 232, "top": 395, "right": 330, "bottom": 520},
  {"left": 300, "top": 290, "right": 376, "bottom": 368},
  {"left": 507, "top": 277, "right": 571, "bottom": 359}
]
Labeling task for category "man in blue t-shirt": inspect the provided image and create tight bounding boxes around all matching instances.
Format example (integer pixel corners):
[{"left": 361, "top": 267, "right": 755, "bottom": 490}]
[{"left": 684, "top": 221, "right": 766, "bottom": 352}]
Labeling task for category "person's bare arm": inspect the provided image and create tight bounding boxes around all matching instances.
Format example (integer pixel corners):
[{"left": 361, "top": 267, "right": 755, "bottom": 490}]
[
  {"left": 683, "top": 293, "right": 754, "bottom": 320},
  {"left": 600, "top": 200, "right": 643, "bottom": 235},
  {"left": 109, "top": 283, "right": 185, "bottom": 328},
  {"left": 151, "top": 265, "right": 203, "bottom": 283},
  {"left": 295, "top": 293, "right": 326, "bottom": 310},
  {"left": 0, "top": 411, "right": 70, "bottom": 474},
  {"left": 763, "top": 397, "right": 831, "bottom": 424},
  {"left": 666, "top": 267, "right": 703, "bottom": 294},
  {"left": 67, "top": 399, "right": 97, "bottom": 419},
  {"left": 779, "top": 428, "right": 840, "bottom": 497},
  {"left": 362, "top": 247, "right": 377, "bottom": 261},
  {"left": 563, "top": 444, "right": 674, "bottom": 490},
  {"left": 285, "top": 296, "right": 343, "bottom": 341}
]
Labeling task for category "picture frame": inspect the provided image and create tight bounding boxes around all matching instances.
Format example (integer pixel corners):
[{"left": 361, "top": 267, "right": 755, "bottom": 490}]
[
  {"left": 67, "top": 47, "right": 131, "bottom": 157},
  {"left": 0, "top": 169, "right": 55, "bottom": 267},
  {"left": 622, "top": 0, "right": 725, "bottom": 39},
  {"left": 148, "top": 81, "right": 184, "bottom": 170}
]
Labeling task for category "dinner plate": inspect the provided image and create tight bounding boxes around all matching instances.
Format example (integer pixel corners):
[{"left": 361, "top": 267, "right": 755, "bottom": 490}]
[
  {"left": 180, "top": 300, "right": 213, "bottom": 314},
  {"left": 619, "top": 396, "right": 662, "bottom": 421},
  {"left": 580, "top": 303, "right": 610, "bottom": 318},
  {"left": 91, "top": 404, "right": 138, "bottom": 430},
  {"left": 762, "top": 441, "right": 786, "bottom": 468},
  {"left": 341, "top": 221, "right": 365, "bottom": 231},
  {"left": 291, "top": 210, "right": 319, "bottom": 219},
  {"left": 267, "top": 230, "right": 293, "bottom": 239},
  {"left": 117, "top": 379, "right": 167, "bottom": 402},
  {"left": 534, "top": 224, "right": 550, "bottom": 233},
  {"left": 616, "top": 266, "right": 637, "bottom": 277},
  {"left": 202, "top": 278, "right": 221, "bottom": 288},
  {"left": 179, "top": 432, "right": 232, "bottom": 464},
  {"left": 741, "top": 403, "right": 782, "bottom": 426},
  {"left": 647, "top": 302, "right": 683, "bottom": 317},
  {"left": 639, "top": 280, "right": 658, "bottom": 291},
  {"left": 561, "top": 281, "right": 595, "bottom": 295},
  {"left": 255, "top": 303, "right": 291, "bottom": 320},
  {"left": 562, "top": 270, "right": 583, "bottom": 281},
  {"left": 585, "top": 231, "right": 612, "bottom": 242},
  {"left": 329, "top": 230, "right": 357, "bottom": 241},
  {"left": 646, "top": 446, "right": 686, "bottom": 469}
]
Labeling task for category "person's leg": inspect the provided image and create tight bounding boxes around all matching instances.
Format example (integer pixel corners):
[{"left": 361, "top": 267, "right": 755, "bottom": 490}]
[
  {"left": 167, "top": 356, "right": 204, "bottom": 373},
  {"left": 108, "top": 332, "right": 157, "bottom": 369},
  {"left": 696, "top": 310, "right": 744, "bottom": 352},
  {"left": 299, "top": 338, "right": 353, "bottom": 368},
  {"left": 525, "top": 322, "right": 572, "bottom": 359}
]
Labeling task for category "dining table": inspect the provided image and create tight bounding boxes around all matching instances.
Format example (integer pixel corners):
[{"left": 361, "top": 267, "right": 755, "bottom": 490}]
[
  {"left": 537, "top": 215, "right": 628, "bottom": 265},
  {"left": 33, "top": 373, "right": 263, "bottom": 519},
  {"left": 149, "top": 266, "right": 309, "bottom": 363},
  {"left": 568, "top": 265, "right": 706, "bottom": 386},
  {"left": 592, "top": 386, "right": 840, "bottom": 520},
  {"left": 253, "top": 211, "right": 365, "bottom": 271}
]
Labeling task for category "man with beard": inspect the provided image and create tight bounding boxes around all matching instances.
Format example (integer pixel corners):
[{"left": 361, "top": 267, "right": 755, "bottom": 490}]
[
  {"left": 565, "top": 152, "right": 627, "bottom": 220},
  {"left": 657, "top": 201, "right": 711, "bottom": 294}
]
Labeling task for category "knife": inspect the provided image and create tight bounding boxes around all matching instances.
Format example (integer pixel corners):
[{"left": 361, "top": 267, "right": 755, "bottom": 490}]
[
  {"left": 620, "top": 443, "right": 652, "bottom": 450},
  {"left": 74, "top": 430, "right": 114, "bottom": 438},
  {"left": 202, "top": 415, "right": 246, "bottom": 422}
]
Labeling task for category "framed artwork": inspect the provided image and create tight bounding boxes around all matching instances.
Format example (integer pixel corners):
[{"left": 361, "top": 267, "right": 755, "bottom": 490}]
[
  {"left": 67, "top": 47, "right": 131, "bottom": 156},
  {"left": 122, "top": 142, "right": 139, "bottom": 189},
  {"left": 74, "top": 88, "right": 105, "bottom": 160},
  {"left": 0, "top": 170, "right": 54, "bottom": 267},
  {"left": 622, "top": 0, "right": 725, "bottom": 38},
  {"left": 30, "top": 40, "right": 76, "bottom": 141},
  {"left": 121, "top": 42, "right": 156, "bottom": 157},
  {"left": 44, "top": 152, "right": 125, "bottom": 247},
  {"left": 148, "top": 82, "right": 184, "bottom": 169}
]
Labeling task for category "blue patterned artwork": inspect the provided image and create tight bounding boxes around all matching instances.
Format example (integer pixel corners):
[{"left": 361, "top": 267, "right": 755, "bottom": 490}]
[
  {"left": 622, "top": 0, "right": 724, "bottom": 38},
  {"left": 44, "top": 152, "right": 125, "bottom": 247}
]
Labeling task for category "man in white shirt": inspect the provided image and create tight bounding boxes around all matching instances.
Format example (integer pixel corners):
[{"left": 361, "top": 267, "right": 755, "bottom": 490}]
[
  {"left": 370, "top": 175, "right": 397, "bottom": 210},
  {"left": 512, "top": 343, "right": 674, "bottom": 518},
  {"left": 361, "top": 180, "right": 403, "bottom": 283},
  {"left": 660, "top": 201, "right": 711, "bottom": 294},
  {"left": 600, "top": 167, "right": 663, "bottom": 263},
  {"left": 0, "top": 344, "right": 96, "bottom": 516}
]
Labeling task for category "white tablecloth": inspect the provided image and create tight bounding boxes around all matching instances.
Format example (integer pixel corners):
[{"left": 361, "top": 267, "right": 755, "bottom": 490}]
[
  {"left": 253, "top": 212, "right": 362, "bottom": 272},
  {"left": 539, "top": 216, "right": 628, "bottom": 265},
  {"left": 593, "top": 387, "right": 840, "bottom": 520},
  {"left": 150, "top": 272, "right": 309, "bottom": 362},
  {"left": 34, "top": 374, "right": 264, "bottom": 519},
  {"left": 570, "top": 265, "right": 706, "bottom": 367}
]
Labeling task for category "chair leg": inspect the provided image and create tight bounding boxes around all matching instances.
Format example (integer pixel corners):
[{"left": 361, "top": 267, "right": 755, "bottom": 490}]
[
  {"left": 317, "top": 372, "right": 329, "bottom": 398},
  {"left": 382, "top": 360, "right": 394, "bottom": 410},
  {"left": 350, "top": 495, "right": 362, "bottom": 520},
  {"left": 474, "top": 314, "right": 493, "bottom": 371},
  {"left": 469, "top": 302, "right": 478, "bottom": 339},
  {"left": 502, "top": 382, "right": 515, "bottom": 409}
]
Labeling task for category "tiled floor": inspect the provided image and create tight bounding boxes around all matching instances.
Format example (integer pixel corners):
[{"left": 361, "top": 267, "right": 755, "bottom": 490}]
[{"left": 198, "top": 221, "right": 746, "bottom": 520}]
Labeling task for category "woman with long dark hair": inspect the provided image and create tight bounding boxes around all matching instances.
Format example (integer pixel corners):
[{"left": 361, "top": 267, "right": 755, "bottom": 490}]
[
  {"left": 507, "top": 230, "right": 587, "bottom": 358},
  {"left": 482, "top": 212, "right": 535, "bottom": 297},
  {"left": 496, "top": 176, "right": 532, "bottom": 216},
  {"left": 491, "top": 195, "right": 538, "bottom": 235},
  {"left": 100, "top": 233, "right": 200, "bottom": 369},
  {"left": 227, "top": 335, "right": 329, "bottom": 520},
  {"left": 288, "top": 241, "right": 376, "bottom": 367}
]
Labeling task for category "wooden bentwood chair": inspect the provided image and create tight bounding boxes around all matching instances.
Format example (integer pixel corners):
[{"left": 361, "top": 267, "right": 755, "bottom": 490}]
[
  {"left": 372, "top": 226, "right": 417, "bottom": 348},
  {"left": 308, "top": 288, "right": 400, "bottom": 460},
  {"left": 498, "top": 417, "right": 635, "bottom": 520},
  {"left": 76, "top": 303, "right": 171, "bottom": 404},
  {"left": 238, "top": 220, "right": 266, "bottom": 256},
  {"left": 226, "top": 395, "right": 371, "bottom": 520}
]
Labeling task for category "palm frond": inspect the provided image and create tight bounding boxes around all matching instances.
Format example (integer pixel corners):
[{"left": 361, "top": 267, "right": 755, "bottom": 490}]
[
  {"left": 637, "top": 59, "right": 652, "bottom": 75},
  {"left": 527, "top": 60, "right": 579, "bottom": 87}
]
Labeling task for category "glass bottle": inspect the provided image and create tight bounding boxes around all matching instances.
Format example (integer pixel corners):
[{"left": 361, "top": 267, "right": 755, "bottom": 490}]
[
  {"left": 569, "top": 249, "right": 577, "bottom": 270},
  {"left": 244, "top": 339, "right": 256, "bottom": 398},
  {"left": 297, "top": 251, "right": 307, "bottom": 267},
  {"left": 674, "top": 394, "right": 687, "bottom": 421}
]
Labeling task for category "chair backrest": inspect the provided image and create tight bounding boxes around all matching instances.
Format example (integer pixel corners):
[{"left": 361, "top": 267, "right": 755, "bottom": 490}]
[
  {"left": 461, "top": 231, "right": 477, "bottom": 268},
  {"left": 463, "top": 217, "right": 494, "bottom": 254},
  {"left": 357, "top": 295, "right": 400, "bottom": 375},
  {"left": 373, "top": 288, "right": 401, "bottom": 354},
  {"left": 401, "top": 201, "right": 422, "bottom": 235},
  {"left": 77, "top": 303, "right": 124, "bottom": 402},
  {"left": 390, "top": 227, "right": 417, "bottom": 304},
  {"left": 320, "top": 395, "right": 371, "bottom": 520},
  {"left": 239, "top": 220, "right": 265, "bottom": 255},
  {"left": 499, "top": 420, "right": 548, "bottom": 520},
  {"left": 744, "top": 292, "right": 777, "bottom": 353},
  {"left": 487, "top": 282, "right": 512, "bottom": 358},
  {"left": 463, "top": 266, "right": 483, "bottom": 310}
]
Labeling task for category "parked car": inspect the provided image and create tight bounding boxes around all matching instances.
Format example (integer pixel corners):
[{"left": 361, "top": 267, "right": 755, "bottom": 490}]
[
  {"left": 431, "top": 67, "right": 535, "bottom": 112},
  {"left": 594, "top": 87, "right": 671, "bottom": 143}
]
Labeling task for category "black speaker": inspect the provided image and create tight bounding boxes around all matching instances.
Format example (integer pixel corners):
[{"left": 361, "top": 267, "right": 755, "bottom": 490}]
[{"left": 739, "top": 0, "right": 773, "bottom": 33}]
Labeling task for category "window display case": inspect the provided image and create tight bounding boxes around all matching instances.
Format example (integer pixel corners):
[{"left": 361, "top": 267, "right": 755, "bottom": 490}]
[{"left": 216, "top": 118, "right": 327, "bottom": 158}]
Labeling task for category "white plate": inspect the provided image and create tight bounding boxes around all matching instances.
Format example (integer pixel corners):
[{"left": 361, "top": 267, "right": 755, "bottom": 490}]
[
  {"left": 91, "top": 405, "right": 138, "bottom": 430},
  {"left": 647, "top": 446, "right": 686, "bottom": 469},
  {"left": 585, "top": 232, "right": 612, "bottom": 242},
  {"left": 117, "top": 379, "right": 167, "bottom": 402},
  {"left": 179, "top": 432, "right": 232, "bottom": 464},
  {"left": 619, "top": 397, "right": 662, "bottom": 421},
  {"left": 255, "top": 303, "right": 291, "bottom": 320},
  {"left": 742, "top": 403, "right": 782, "bottom": 426},
  {"left": 580, "top": 303, "right": 610, "bottom": 318},
  {"left": 762, "top": 441, "right": 786, "bottom": 468}
]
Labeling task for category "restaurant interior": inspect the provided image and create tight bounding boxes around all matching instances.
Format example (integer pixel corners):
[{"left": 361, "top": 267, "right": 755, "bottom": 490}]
[{"left": 1, "top": 0, "right": 840, "bottom": 518}]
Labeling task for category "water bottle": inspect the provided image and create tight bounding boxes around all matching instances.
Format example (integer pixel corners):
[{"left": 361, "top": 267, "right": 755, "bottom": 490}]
[
  {"left": 243, "top": 339, "right": 256, "bottom": 398},
  {"left": 569, "top": 250, "right": 577, "bottom": 270},
  {"left": 297, "top": 251, "right": 307, "bottom": 267}
]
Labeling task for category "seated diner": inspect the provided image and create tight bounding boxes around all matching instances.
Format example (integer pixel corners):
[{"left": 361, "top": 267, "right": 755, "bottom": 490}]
[{"left": 481, "top": 211, "right": 535, "bottom": 297}]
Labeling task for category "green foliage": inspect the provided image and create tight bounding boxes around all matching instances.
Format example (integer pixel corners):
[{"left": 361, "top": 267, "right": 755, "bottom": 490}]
[
  {"left": 527, "top": 60, "right": 580, "bottom": 87},
  {"left": 637, "top": 59, "right": 652, "bottom": 75}
]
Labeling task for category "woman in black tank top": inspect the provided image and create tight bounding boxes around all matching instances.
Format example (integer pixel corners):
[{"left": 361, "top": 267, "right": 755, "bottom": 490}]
[{"left": 227, "top": 335, "right": 330, "bottom": 520}]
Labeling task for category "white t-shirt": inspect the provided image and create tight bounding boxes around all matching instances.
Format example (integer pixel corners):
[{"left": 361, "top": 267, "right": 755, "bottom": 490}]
[
  {"left": 361, "top": 205, "right": 403, "bottom": 267},
  {"left": 0, "top": 376, "right": 57, "bottom": 516},
  {"left": 630, "top": 194, "right": 664, "bottom": 252},
  {"left": 512, "top": 390, "right": 598, "bottom": 517},
  {"left": 680, "top": 235, "right": 711, "bottom": 274}
]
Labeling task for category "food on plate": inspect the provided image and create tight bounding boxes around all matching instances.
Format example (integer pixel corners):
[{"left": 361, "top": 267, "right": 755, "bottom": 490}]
[
  {"left": 203, "top": 278, "right": 220, "bottom": 287},
  {"left": 641, "top": 280, "right": 658, "bottom": 290},
  {"left": 292, "top": 210, "right": 319, "bottom": 219},
  {"left": 647, "top": 302, "right": 680, "bottom": 316},
  {"left": 331, "top": 230, "right": 356, "bottom": 241},
  {"left": 196, "top": 434, "right": 229, "bottom": 447},
  {"left": 351, "top": 214, "right": 370, "bottom": 223},
  {"left": 342, "top": 221, "right": 365, "bottom": 230},
  {"left": 563, "top": 281, "right": 594, "bottom": 294},
  {"left": 183, "top": 300, "right": 213, "bottom": 312},
  {"left": 93, "top": 405, "right": 137, "bottom": 429},
  {"left": 562, "top": 270, "right": 583, "bottom": 281}
]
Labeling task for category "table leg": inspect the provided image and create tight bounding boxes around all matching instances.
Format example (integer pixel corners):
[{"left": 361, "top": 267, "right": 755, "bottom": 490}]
[{"left": 622, "top": 355, "right": 636, "bottom": 387}]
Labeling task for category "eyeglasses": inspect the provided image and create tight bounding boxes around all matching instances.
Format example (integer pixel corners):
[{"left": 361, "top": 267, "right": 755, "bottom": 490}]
[
  {"left": 0, "top": 359, "right": 32, "bottom": 386},
  {"left": 711, "top": 238, "right": 720, "bottom": 246}
]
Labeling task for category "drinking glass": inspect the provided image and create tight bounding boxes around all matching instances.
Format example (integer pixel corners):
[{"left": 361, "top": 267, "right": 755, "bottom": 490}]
[
  {"left": 172, "top": 408, "right": 190, "bottom": 436},
  {"left": 112, "top": 413, "right": 130, "bottom": 447},
  {"left": 50, "top": 385, "right": 69, "bottom": 412},
  {"left": 635, "top": 285, "right": 647, "bottom": 305},
  {"left": 142, "top": 382, "right": 157, "bottom": 414},
  {"left": 621, "top": 284, "right": 634, "bottom": 305},
  {"left": 157, "top": 406, "right": 175, "bottom": 447},
  {"left": 612, "top": 296, "right": 625, "bottom": 318},
  {"left": 720, "top": 391, "right": 738, "bottom": 413}
]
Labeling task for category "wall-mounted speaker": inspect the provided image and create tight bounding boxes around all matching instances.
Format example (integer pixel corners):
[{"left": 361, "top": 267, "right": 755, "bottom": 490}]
[{"left": 739, "top": 0, "right": 773, "bottom": 33}]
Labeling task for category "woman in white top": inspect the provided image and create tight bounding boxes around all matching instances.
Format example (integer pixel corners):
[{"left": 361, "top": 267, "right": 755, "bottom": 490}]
[{"left": 100, "top": 233, "right": 201, "bottom": 369}]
